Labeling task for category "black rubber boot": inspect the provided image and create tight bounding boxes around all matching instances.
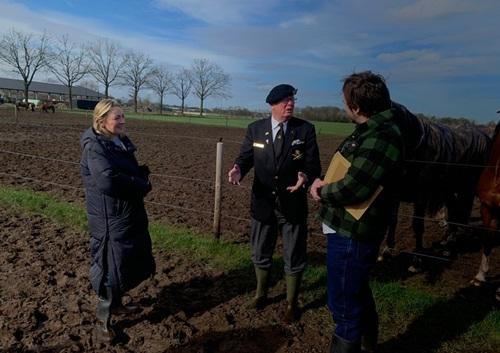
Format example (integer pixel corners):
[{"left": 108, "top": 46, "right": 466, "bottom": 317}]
[
  {"left": 361, "top": 317, "right": 378, "bottom": 353},
  {"left": 329, "top": 333, "right": 361, "bottom": 353},
  {"left": 284, "top": 272, "right": 302, "bottom": 323},
  {"left": 246, "top": 267, "right": 269, "bottom": 310},
  {"left": 96, "top": 287, "right": 115, "bottom": 342}
]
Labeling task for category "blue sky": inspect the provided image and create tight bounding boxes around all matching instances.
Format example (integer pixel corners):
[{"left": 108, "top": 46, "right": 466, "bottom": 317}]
[{"left": 0, "top": 0, "right": 499, "bottom": 122}]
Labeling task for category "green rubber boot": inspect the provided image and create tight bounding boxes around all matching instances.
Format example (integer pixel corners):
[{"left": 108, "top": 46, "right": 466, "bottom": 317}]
[
  {"left": 284, "top": 272, "right": 302, "bottom": 323},
  {"left": 247, "top": 266, "right": 269, "bottom": 310},
  {"left": 96, "top": 287, "right": 115, "bottom": 342}
]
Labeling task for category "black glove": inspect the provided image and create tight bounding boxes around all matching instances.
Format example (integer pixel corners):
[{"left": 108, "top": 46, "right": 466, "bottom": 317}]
[{"left": 139, "top": 165, "right": 151, "bottom": 178}]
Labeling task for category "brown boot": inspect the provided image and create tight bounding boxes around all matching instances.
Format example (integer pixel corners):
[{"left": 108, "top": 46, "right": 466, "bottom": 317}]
[{"left": 246, "top": 267, "right": 269, "bottom": 310}]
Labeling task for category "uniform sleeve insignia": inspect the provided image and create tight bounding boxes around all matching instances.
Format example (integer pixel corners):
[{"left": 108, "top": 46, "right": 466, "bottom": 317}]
[{"left": 292, "top": 149, "right": 303, "bottom": 160}]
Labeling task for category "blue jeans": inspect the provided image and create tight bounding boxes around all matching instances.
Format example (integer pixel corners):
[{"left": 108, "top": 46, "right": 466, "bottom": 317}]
[{"left": 326, "top": 233, "right": 379, "bottom": 343}]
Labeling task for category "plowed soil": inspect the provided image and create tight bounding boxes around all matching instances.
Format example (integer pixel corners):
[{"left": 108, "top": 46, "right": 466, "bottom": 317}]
[{"left": 0, "top": 111, "right": 498, "bottom": 353}]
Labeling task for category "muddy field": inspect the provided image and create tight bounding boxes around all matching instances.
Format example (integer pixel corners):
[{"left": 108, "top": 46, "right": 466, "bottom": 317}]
[{"left": 0, "top": 111, "right": 498, "bottom": 353}]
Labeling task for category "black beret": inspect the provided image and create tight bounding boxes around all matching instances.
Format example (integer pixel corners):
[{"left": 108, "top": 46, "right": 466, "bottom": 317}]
[{"left": 266, "top": 84, "right": 297, "bottom": 105}]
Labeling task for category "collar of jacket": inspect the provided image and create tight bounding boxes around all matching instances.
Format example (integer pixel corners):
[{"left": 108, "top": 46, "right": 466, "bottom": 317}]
[
  {"left": 95, "top": 130, "right": 136, "bottom": 153},
  {"left": 354, "top": 108, "right": 395, "bottom": 136}
]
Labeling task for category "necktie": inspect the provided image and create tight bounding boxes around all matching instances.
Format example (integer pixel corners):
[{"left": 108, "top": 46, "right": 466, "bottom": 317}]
[{"left": 274, "top": 123, "right": 284, "bottom": 160}]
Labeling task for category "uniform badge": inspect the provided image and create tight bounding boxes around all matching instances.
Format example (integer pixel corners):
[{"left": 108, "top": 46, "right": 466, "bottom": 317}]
[
  {"left": 292, "top": 149, "right": 303, "bottom": 160},
  {"left": 253, "top": 142, "right": 265, "bottom": 149}
]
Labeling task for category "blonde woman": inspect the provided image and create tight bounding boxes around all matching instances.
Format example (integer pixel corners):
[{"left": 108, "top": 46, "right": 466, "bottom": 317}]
[{"left": 80, "top": 99, "right": 155, "bottom": 341}]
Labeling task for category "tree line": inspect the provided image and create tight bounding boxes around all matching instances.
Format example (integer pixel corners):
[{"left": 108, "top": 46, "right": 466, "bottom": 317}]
[{"left": 0, "top": 29, "right": 230, "bottom": 115}]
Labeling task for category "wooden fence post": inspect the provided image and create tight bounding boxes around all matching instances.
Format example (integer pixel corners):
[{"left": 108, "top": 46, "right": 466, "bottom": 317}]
[{"left": 213, "top": 139, "right": 224, "bottom": 239}]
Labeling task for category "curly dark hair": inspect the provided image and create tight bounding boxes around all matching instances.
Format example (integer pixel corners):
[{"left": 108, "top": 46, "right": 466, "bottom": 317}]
[{"left": 342, "top": 71, "right": 391, "bottom": 117}]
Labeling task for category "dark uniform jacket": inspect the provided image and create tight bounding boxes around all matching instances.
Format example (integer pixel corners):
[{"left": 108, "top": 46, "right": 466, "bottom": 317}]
[
  {"left": 236, "top": 117, "right": 321, "bottom": 223},
  {"left": 80, "top": 127, "right": 155, "bottom": 296}
]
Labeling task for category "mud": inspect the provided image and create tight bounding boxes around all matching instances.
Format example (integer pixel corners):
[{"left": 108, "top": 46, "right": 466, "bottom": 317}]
[{"left": 0, "top": 111, "right": 498, "bottom": 353}]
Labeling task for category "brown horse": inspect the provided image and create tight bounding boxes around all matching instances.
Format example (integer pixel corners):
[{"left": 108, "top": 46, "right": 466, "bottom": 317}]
[
  {"left": 476, "top": 119, "right": 500, "bottom": 301},
  {"left": 41, "top": 101, "right": 55, "bottom": 113}
]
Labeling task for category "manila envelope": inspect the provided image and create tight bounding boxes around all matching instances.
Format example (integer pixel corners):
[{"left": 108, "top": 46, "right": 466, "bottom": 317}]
[{"left": 323, "top": 152, "right": 383, "bottom": 220}]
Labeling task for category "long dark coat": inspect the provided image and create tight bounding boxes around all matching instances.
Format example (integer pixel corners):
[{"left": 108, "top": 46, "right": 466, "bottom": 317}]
[{"left": 80, "top": 127, "right": 155, "bottom": 296}]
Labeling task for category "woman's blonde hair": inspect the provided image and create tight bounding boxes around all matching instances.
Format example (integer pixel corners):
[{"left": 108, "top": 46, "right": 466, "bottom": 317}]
[{"left": 92, "top": 99, "right": 121, "bottom": 136}]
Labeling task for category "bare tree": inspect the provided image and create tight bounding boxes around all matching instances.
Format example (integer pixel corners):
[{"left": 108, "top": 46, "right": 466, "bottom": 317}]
[
  {"left": 87, "top": 39, "right": 124, "bottom": 98},
  {"left": 149, "top": 65, "right": 172, "bottom": 115},
  {"left": 48, "top": 35, "right": 88, "bottom": 109},
  {"left": 171, "top": 68, "right": 192, "bottom": 116},
  {"left": 191, "top": 58, "right": 230, "bottom": 116},
  {"left": 120, "top": 51, "right": 154, "bottom": 113},
  {"left": 0, "top": 29, "right": 50, "bottom": 104}
]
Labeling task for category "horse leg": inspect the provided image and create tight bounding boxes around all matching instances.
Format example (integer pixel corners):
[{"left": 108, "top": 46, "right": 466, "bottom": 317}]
[
  {"left": 378, "top": 202, "right": 399, "bottom": 262},
  {"left": 412, "top": 202, "right": 425, "bottom": 252},
  {"left": 473, "top": 204, "right": 496, "bottom": 286},
  {"left": 473, "top": 253, "right": 490, "bottom": 286}
]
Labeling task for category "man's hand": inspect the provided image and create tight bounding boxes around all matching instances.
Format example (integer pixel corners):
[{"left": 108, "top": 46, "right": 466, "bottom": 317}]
[
  {"left": 287, "top": 171, "right": 308, "bottom": 193},
  {"left": 228, "top": 164, "right": 241, "bottom": 185},
  {"left": 310, "top": 177, "right": 327, "bottom": 201}
]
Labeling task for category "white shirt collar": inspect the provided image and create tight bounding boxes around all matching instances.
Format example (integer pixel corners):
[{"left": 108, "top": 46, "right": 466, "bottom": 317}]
[
  {"left": 271, "top": 117, "right": 288, "bottom": 141},
  {"left": 271, "top": 117, "right": 288, "bottom": 131}
]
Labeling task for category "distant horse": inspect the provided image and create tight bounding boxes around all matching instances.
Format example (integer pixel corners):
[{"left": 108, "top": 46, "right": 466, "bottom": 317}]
[
  {"left": 41, "top": 101, "right": 55, "bottom": 113},
  {"left": 475, "top": 119, "right": 500, "bottom": 301},
  {"left": 381, "top": 103, "right": 491, "bottom": 260},
  {"left": 16, "top": 101, "right": 35, "bottom": 112}
]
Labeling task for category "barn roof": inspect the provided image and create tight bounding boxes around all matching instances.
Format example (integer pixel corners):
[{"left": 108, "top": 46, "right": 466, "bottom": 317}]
[{"left": 0, "top": 77, "right": 102, "bottom": 98}]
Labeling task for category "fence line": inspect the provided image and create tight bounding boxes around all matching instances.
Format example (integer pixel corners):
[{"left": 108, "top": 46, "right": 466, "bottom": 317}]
[
  {"left": 398, "top": 212, "right": 500, "bottom": 234},
  {"left": 0, "top": 150, "right": 80, "bottom": 165},
  {"left": 0, "top": 170, "right": 491, "bottom": 268},
  {"left": 0, "top": 170, "right": 250, "bottom": 223},
  {"left": 1, "top": 119, "right": 497, "bottom": 168},
  {"left": 1, "top": 165, "right": 496, "bottom": 234},
  {"left": 0, "top": 171, "right": 83, "bottom": 190},
  {"left": 0, "top": 148, "right": 223, "bottom": 185}
]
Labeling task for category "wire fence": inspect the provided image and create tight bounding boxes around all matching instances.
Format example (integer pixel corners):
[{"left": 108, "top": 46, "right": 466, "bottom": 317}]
[
  {"left": 0, "top": 168, "right": 492, "bottom": 270},
  {"left": 1, "top": 147, "right": 499, "bottom": 233},
  {"left": 1, "top": 111, "right": 499, "bottom": 239},
  {"left": 1, "top": 117, "right": 499, "bottom": 169}
]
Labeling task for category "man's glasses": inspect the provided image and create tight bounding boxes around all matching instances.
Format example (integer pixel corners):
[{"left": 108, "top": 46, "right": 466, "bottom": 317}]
[{"left": 280, "top": 97, "right": 297, "bottom": 104}]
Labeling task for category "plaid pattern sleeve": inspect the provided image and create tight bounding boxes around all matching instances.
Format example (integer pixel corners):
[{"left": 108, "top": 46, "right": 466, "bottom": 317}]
[{"left": 318, "top": 109, "right": 404, "bottom": 242}]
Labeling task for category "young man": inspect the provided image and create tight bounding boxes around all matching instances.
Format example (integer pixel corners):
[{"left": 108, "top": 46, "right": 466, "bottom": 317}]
[
  {"left": 310, "top": 72, "right": 404, "bottom": 353},
  {"left": 228, "top": 84, "right": 321, "bottom": 322}
]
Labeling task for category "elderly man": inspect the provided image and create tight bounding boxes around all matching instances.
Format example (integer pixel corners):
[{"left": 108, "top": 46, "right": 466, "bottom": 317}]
[{"left": 228, "top": 84, "right": 321, "bottom": 321}]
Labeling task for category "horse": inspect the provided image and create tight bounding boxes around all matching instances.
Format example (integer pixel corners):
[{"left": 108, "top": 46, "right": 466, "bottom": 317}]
[
  {"left": 16, "top": 100, "right": 35, "bottom": 112},
  {"left": 379, "top": 103, "right": 491, "bottom": 264},
  {"left": 475, "top": 119, "right": 500, "bottom": 301},
  {"left": 41, "top": 101, "right": 55, "bottom": 113}
]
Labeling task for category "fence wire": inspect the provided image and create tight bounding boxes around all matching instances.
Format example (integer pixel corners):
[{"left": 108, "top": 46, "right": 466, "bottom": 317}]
[
  {"left": 1, "top": 118, "right": 498, "bottom": 168},
  {"left": 0, "top": 170, "right": 250, "bottom": 223}
]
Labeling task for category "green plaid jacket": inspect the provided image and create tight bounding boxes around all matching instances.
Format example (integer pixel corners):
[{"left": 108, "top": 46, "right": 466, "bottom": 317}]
[{"left": 318, "top": 108, "right": 404, "bottom": 243}]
